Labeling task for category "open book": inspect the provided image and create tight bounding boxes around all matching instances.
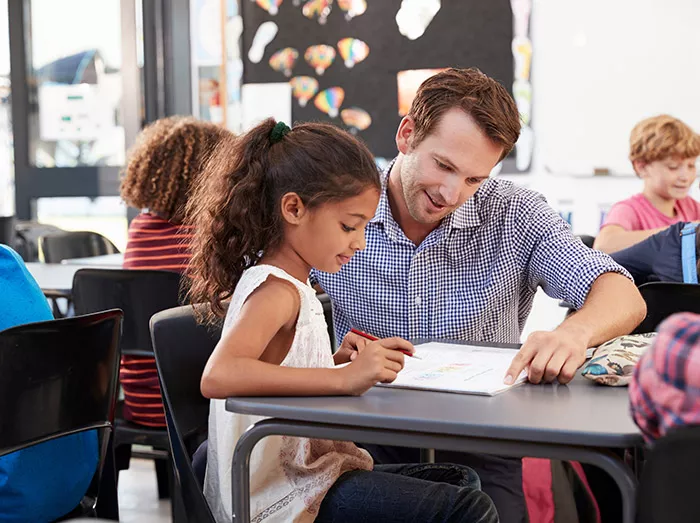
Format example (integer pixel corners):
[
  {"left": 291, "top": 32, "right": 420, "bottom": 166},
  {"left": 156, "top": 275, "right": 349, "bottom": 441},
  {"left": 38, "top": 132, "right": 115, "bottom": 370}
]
[{"left": 378, "top": 341, "right": 528, "bottom": 396}]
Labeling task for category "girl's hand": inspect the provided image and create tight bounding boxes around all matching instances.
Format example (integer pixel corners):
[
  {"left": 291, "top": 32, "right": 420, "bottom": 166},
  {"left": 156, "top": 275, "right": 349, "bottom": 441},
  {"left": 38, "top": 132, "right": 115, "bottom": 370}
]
[
  {"left": 339, "top": 337, "right": 414, "bottom": 396},
  {"left": 333, "top": 330, "right": 369, "bottom": 365}
]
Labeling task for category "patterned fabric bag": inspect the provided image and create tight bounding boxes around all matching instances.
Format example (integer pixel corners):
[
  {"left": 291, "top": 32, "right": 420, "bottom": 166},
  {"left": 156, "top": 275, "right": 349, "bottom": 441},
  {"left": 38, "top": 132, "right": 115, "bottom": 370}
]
[{"left": 581, "top": 333, "right": 657, "bottom": 386}]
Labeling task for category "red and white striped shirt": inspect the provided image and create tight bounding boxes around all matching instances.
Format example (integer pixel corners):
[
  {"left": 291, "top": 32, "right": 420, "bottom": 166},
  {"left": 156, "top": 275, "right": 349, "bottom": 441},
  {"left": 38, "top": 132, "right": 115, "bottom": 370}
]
[{"left": 121, "top": 213, "right": 193, "bottom": 427}]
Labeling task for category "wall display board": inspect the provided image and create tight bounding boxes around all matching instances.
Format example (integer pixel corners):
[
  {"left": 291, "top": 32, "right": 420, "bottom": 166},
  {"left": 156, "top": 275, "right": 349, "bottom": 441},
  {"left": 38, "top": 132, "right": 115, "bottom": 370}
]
[{"left": 238, "top": 0, "right": 532, "bottom": 172}]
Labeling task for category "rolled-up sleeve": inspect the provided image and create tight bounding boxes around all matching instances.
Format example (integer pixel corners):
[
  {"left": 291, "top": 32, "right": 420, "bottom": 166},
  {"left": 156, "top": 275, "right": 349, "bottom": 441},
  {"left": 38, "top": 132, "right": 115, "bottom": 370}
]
[{"left": 521, "top": 201, "right": 633, "bottom": 310}]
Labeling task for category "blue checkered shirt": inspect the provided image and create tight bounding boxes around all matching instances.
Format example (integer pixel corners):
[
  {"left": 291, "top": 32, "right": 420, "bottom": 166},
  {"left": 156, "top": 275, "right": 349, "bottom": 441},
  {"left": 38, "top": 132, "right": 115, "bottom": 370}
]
[{"left": 312, "top": 161, "right": 631, "bottom": 344}]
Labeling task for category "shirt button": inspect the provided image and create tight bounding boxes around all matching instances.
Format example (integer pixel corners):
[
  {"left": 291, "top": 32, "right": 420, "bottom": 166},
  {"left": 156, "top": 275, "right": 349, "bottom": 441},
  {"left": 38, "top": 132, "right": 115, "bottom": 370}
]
[{"left": 414, "top": 296, "right": 422, "bottom": 306}]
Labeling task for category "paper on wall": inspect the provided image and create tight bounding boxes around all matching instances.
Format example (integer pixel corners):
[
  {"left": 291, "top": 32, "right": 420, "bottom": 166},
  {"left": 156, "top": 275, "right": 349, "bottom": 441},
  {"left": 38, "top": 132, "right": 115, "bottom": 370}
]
[{"left": 241, "top": 82, "right": 292, "bottom": 131}]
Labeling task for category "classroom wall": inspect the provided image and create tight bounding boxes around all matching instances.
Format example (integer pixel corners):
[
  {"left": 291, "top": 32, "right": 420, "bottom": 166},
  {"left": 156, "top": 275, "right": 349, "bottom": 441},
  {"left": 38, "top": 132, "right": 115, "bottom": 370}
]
[{"left": 499, "top": 0, "right": 700, "bottom": 237}]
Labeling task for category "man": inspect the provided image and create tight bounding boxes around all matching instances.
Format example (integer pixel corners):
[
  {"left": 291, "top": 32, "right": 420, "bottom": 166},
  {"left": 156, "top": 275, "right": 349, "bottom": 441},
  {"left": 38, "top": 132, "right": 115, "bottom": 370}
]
[{"left": 312, "top": 68, "right": 646, "bottom": 522}]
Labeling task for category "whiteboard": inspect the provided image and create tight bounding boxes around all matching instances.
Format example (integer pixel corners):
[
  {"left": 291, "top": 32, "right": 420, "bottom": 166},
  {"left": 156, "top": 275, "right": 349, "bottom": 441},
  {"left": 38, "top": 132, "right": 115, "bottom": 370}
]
[{"left": 533, "top": 0, "right": 700, "bottom": 175}]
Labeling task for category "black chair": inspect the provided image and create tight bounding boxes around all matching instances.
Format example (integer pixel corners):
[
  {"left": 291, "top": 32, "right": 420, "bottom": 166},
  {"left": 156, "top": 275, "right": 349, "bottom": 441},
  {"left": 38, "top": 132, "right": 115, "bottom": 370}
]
[
  {"left": 151, "top": 305, "right": 221, "bottom": 523},
  {"left": 72, "top": 268, "right": 183, "bottom": 500},
  {"left": 0, "top": 215, "right": 14, "bottom": 246},
  {"left": 632, "top": 282, "right": 700, "bottom": 334},
  {"left": 318, "top": 292, "right": 336, "bottom": 350},
  {"left": 578, "top": 234, "right": 596, "bottom": 248},
  {"left": 0, "top": 310, "right": 123, "bottom": 520},
  {"left": 14, "top": 221, "right": 66, "bottom": 262},
  {"left": 39, "top": 231, "right": 120, "bottom": 263},
  {"left": 636, "top": 425, "right": 700, "bottom": 523}
]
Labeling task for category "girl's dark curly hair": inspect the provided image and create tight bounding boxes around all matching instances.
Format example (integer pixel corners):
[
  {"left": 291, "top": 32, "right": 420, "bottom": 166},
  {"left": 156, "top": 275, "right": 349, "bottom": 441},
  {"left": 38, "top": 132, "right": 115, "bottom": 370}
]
[
  {"left": 120, "top": 116, "right": 230, "bottom": 223},
  {"left": 185, "top": 118, "right": 381, "bottom": 323}
]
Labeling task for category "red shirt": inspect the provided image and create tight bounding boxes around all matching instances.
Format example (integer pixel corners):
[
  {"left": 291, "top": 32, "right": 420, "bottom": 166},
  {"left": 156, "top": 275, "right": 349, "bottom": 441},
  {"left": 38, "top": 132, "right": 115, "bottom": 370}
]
[{"left": 121, "top": 213, "right": 193, "bottom": 427}]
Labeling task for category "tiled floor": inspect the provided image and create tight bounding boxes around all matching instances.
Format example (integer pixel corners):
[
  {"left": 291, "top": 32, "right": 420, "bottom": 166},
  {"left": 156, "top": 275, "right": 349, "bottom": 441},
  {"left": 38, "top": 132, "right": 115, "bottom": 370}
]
[
  {"left": 115, "top": 290, "right": 565, "bottom": 523},
  {"left": 118, "top": 459, "right": 171, "bottom": 523}
]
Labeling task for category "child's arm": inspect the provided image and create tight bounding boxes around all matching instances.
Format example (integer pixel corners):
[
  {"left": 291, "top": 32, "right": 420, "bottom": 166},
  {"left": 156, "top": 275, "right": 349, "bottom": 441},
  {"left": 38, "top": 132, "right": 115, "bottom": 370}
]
[
  {"left": 200, "top": 278, "right": 412, "bottom": 398},
  {"left": 594, "top": 224, "right": 668, "bottom": 253}
]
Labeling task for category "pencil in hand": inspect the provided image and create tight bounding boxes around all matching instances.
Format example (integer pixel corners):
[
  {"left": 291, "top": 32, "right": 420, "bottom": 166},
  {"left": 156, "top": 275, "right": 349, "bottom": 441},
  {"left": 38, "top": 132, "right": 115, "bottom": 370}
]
[{"left": 349, "top": 328, "right": 421, "bottom": 359}]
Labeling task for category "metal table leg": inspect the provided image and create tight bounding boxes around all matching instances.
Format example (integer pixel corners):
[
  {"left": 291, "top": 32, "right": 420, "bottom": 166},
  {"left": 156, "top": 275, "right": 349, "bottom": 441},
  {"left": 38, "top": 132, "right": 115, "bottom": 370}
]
[{"left": 232, "top": 419, "right": 638, "bottom": 523}]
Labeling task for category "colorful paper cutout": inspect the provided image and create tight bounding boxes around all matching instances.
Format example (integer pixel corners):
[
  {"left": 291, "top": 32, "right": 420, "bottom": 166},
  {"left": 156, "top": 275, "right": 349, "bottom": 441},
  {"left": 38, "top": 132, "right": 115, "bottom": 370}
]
[
  {"left": 304, "top": 44, "right": 336, "bottom": 75},
  {"left": 512, "top": 36, "right": 532, "bottom": 81},
  {"left": 396, "top": 68, "right": 447, "bottom": 116},
  {"left": 337, "top": 38, "right": 369, "bottom": 68},
  {"left": 340, "top": 107, "right": 372, "bottom": 133},
  {"left": 302, "top": 0, "right": 332, "bottom": 24},
  {"left": 268, "top": 47, "right": 299, "bottom": 77},
  {"left": 255, "top": 0, "right": 283, "bottom": 16},
  {"left": 510, "top": 0, "right": 532, "bottom": 38},
  {"left": 314, "top": 87, "right": 345, "bottom": 118},
  {"left": 337, "top": 0, "right": 367, "bottom": 21},
  {"left": 289, "top": 76, "right": 319, "bottom": 107}
]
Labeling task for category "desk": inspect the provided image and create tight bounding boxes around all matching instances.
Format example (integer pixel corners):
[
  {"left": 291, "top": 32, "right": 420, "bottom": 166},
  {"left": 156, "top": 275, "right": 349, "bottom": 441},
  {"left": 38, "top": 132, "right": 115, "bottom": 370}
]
[
  {"left": 61, "top": 253, "right": 124, "bottom": 267},
  {"left": 26, "top": 263, "right": 119, "bottom": 298},
  {"left": 227, "top": 371, "right": 642, "bottom": 522}
]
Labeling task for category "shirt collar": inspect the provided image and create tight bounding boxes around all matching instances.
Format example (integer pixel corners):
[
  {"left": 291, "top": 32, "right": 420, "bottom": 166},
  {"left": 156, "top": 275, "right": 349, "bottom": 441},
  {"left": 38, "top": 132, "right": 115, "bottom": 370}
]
[{"left": 370, "top": 157, "right": 482, "bottom": 230}]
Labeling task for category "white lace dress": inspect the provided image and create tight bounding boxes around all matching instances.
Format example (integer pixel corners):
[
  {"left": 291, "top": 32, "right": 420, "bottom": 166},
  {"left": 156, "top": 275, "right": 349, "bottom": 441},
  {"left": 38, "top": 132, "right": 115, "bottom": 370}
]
[{"left": 204, "top": 265, "right": 373, "bottom": 523}]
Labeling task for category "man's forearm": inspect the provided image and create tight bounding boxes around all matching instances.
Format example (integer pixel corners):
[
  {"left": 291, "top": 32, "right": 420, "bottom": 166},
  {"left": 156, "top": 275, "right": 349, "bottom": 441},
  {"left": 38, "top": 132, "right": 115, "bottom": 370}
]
[{"left": 557, "top": 272, "right": 646, "bottom": 347}]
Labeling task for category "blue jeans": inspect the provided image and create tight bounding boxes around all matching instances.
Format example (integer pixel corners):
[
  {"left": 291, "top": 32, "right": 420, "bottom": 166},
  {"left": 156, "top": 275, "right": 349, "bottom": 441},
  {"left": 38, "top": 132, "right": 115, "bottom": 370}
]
[
  {"left": 361, "top": 445, "right": 525, "bottom": 523},
  {"left": 315, "top": 463, "right": 499, "bottom": 523}
]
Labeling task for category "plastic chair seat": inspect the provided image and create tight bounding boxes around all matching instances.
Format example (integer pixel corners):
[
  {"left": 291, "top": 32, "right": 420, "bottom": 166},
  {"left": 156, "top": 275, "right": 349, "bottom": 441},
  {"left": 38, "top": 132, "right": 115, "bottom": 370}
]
[{"left": 114, "top": 417, "right": 170, "bottom": 449}]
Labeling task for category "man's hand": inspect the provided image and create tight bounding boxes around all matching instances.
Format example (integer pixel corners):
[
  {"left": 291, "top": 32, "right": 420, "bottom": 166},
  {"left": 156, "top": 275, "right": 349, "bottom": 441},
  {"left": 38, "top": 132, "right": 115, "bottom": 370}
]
[{"left": 505, "top": 326, "right": 589, "bottom": 385}]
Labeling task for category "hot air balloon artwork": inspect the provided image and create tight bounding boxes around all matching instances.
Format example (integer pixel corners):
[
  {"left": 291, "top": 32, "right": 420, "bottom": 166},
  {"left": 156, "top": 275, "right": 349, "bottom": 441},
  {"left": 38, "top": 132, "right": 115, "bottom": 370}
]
[
  {"left": 314, "top": 87, "right": 345, "bottom": 118},
  {"left": 269, "top": 47, "right": 299, "bottom": 77},
  {"left": 255, "top": 0, "right": 283, "bottom": 16},
  {"left": 337, "top": 38, "right": 369, "bottom": 68},
  {"left": 304, "top": 45, "right": 336, "bottom": 75},
  {"left": 302, "top": 0, "right": 333, "bottom": 24},
  {"left": 289, "top": 76, "right": 319, "bottom": 107},
  {"left": 341, "top": 107, "right": 371, "bottom": 134},
  {"left": 337, "top": 0, "right": 367, "bottom": 20}
]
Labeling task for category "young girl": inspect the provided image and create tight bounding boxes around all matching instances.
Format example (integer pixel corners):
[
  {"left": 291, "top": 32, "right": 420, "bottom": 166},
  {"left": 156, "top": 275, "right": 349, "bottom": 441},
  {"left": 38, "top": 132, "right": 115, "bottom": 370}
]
[
  {"left": 186, "top": 119, "right": 498, "bottom": 523},
  {"left": 120, "top": 116, "right": 230, "bottom": 427},
  {"left": 595, "top": 115, "right": 700, "bottom": 253}
]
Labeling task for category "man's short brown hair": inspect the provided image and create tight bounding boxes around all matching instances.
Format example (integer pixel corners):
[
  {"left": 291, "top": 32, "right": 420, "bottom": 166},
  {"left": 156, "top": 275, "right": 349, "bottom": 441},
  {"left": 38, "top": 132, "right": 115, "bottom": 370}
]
[
  {"left": 629, "top": 114, "right": 700, "bottom": 168},
  {"left": 408, "top": 68, "right": 521, "bottom": 161}
]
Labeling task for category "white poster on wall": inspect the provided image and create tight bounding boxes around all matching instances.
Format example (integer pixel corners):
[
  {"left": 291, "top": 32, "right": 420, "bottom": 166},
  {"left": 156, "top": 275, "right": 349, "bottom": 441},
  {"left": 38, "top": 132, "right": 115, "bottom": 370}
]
[
  {"left": 38, "top": 83, "right": 114, "bottom": 142},
  {"left": 241, "top": 82, "right": 292, "bottom": 131}
]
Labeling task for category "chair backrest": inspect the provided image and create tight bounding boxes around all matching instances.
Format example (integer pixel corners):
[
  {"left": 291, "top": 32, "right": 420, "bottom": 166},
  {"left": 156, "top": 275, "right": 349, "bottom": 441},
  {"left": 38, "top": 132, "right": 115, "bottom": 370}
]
[
  {"left": 632, "top": 282, "right": 700, "bottom": 334},
  {"left": 39, "top": 231, "right": 120, "bottom": 263},
  {"left": 73, "top": 269, "right": 182, "bottom": 356},
  {"left": 318, "top": 292, "right": 336, "bottom": 350},
  {"left": 0, "top": 215, "right": 14, "bottom": 246},
  {"left": 636, "top": 425, "right": 700, "bottom": 523},
  {"left": 0, "top": 310, "right": 121, "bottom": 486},
  {"left": 151, "top": 305, "right": 220, "bottom": 523},
  {"left": 578, "top": 235, "right": 596, "bottom": 249},
  {"left": 14, "top": 221, "right": 66, "bottom": 261}
]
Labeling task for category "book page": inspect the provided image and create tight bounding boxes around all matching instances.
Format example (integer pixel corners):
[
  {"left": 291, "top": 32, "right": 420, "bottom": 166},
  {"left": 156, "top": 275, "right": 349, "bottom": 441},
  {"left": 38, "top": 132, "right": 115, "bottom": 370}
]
[{"left": 379, "top": 342, "right": 527, "bottom": 396}]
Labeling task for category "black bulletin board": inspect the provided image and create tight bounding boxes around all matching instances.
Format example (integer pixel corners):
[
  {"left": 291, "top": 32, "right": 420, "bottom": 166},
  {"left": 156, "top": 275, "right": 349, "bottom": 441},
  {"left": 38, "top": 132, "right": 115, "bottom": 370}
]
[{"left": 241, "top": 0, "right": 520, "bottom": 170}]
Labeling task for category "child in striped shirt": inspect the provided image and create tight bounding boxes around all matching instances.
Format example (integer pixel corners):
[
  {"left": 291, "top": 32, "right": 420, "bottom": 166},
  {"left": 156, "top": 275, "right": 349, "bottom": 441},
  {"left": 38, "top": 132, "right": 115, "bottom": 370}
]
[{"left": 119, "top": 116, "right": 231, "bottom": 427}]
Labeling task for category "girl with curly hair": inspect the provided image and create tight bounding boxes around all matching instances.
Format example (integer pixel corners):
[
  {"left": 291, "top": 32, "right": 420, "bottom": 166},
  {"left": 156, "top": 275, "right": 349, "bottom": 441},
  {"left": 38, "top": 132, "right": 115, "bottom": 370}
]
[
  {"left": 119, "top": 116, "right": 230, "bottom": 427},
  {"left": 187, "top": 118, "right": 497, "bottom": 523}
]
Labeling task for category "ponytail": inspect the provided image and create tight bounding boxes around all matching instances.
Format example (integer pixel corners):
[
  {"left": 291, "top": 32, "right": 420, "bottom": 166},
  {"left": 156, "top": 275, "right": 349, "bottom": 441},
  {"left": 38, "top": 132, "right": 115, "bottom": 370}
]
[{"left": 186, "top": 118, "right": 279, "bottom": 321}]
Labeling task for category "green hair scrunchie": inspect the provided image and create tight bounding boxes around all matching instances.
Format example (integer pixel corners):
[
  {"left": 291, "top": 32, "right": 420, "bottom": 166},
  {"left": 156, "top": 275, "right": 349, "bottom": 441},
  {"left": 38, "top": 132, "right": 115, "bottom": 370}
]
[{"left": 269, "top": 121, "right": 291, "bottom": 144}]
